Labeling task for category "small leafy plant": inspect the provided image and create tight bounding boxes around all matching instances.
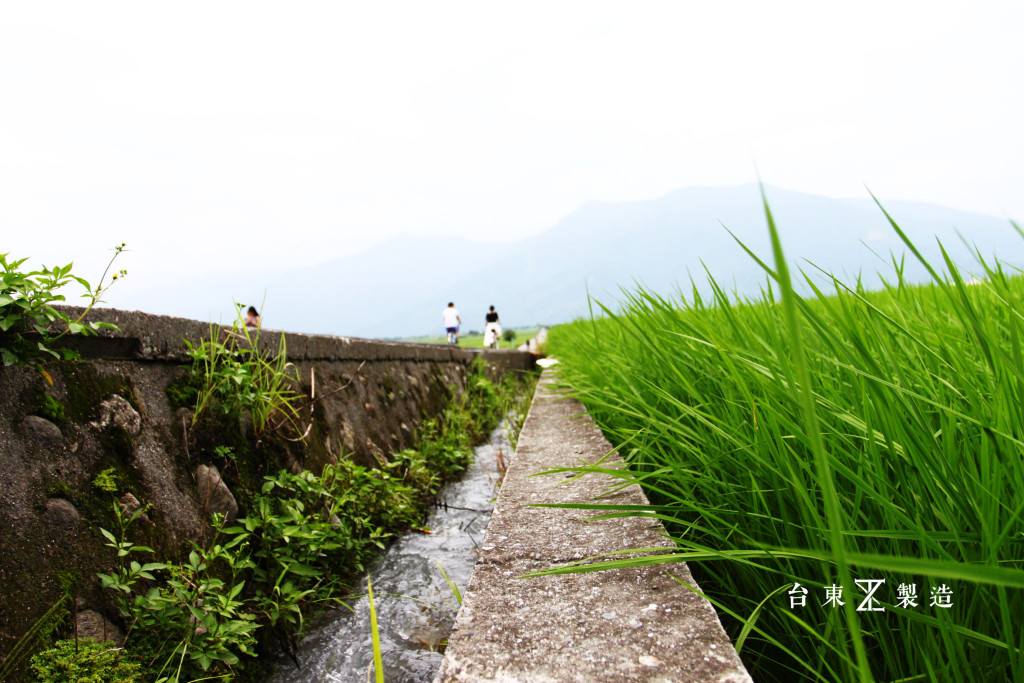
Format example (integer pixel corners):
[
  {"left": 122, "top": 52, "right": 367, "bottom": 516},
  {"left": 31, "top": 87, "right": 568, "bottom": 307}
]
[
  {"left": 97, "top": 503, "right": 258, "bottom": 681},
  {"left": 0, "top": 245, "right": 126, "bottom": 371}
]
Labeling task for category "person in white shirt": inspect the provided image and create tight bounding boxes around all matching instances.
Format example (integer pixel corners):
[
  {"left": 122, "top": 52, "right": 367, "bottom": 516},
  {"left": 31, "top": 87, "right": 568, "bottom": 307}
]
[{"left": 442, "top": 302, "right": 462, "bottom": 344}]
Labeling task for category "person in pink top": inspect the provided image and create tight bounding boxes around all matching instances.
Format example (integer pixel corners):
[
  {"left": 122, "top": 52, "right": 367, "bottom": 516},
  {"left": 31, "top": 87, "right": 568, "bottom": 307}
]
[{"left": 244, "top": 306, "right": 260, "bottom": 329}]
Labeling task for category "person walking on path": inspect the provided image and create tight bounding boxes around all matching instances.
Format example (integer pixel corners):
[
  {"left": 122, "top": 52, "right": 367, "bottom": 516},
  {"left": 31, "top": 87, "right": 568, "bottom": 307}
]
[
  {"left": 443, "top": 302, "right": 462, "bottom": 344},
  {"left": 483, "top": 305, "right": 502, "bottom": 349}
]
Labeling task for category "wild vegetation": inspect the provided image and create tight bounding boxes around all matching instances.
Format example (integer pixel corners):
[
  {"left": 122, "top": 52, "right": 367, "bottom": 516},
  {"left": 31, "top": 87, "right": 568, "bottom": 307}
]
[
  {"left": 62, "top": 348, "right": 527, "bottom": 682},
  {"left": 544, "top": 196, "right": 1024, "bottom": 682},
  {"left": 183, "top": 314, "right": 306, "bottom": 440},
  {"left": 0, "top": 245, "right": 127, "bottom": 372},
  {"left": 2, "top": 281, "right": 536, "bottom": 682}
]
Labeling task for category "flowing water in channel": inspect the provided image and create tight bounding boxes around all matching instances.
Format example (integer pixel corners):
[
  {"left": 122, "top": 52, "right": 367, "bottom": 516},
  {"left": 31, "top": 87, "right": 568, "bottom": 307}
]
[{"left": 268, "top": 423, "right": 512, "bottom": 683}]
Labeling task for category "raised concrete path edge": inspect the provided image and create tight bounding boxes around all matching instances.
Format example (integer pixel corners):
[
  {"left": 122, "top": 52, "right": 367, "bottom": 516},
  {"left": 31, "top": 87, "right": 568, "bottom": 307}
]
[{"left": 436, "top": 370, "right": 752, "bottom": 682}]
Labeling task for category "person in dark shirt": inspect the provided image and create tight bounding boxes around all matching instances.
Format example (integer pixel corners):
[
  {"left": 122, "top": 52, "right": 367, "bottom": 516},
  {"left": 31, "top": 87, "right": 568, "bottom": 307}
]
[{"left": 484, "top": 306, "right": 501, "bottom": 348}]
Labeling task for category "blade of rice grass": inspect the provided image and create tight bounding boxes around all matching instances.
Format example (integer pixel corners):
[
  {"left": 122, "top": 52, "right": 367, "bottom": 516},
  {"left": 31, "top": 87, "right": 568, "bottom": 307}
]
[{"left": 367, "top": 575, "right": 384, "bottom": 683}]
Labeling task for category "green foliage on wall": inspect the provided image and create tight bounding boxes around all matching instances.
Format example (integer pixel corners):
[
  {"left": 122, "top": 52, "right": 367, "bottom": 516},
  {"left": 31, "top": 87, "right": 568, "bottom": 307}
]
[
  {"left": 29, "top": 639, "right": 142, "bottom": 683},
  {"left": 0, "top": 246, "right": 126, "bottom": 373}
]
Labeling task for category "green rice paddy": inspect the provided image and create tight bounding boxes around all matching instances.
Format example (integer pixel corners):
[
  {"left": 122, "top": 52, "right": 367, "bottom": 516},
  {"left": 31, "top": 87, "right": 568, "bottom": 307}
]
[{"left": 545, "top": 195, "right": 1024, "bottom": 682}]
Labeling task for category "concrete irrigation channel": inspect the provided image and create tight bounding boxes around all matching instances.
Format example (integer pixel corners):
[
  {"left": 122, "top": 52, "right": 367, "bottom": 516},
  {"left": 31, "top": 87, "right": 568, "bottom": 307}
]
[
  {"left": 268, "top": 420, "right": 516, "bottom": 683},
  {"left": 275, "top": 369, "right": 750, "bottom": 682}
]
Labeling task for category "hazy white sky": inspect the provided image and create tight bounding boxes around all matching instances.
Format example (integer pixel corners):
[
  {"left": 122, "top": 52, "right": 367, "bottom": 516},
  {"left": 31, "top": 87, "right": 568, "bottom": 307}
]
[{"left": 1, "top": 1, "right": 1021, "bottom": 305}]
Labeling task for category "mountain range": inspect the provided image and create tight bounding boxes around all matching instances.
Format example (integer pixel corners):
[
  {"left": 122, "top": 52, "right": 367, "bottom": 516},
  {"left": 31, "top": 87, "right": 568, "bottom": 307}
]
[{"left": 122, "top": 184, "right": 1022, "bottom": 338}]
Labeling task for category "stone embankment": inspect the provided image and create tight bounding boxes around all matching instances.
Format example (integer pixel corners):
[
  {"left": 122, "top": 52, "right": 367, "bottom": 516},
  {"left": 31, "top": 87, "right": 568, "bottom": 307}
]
[
  {"left": 0, "top": 307, "right": 533, "bottom": 658},
  {"left": 437, "top": 371, "right": 752, "bottom": 682}
]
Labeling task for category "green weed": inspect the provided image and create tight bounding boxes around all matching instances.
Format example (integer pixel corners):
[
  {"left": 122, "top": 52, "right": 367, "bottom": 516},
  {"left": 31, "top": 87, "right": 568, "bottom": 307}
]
[{"left": 185, "top": 308, "right": 304, "bottom": 441}]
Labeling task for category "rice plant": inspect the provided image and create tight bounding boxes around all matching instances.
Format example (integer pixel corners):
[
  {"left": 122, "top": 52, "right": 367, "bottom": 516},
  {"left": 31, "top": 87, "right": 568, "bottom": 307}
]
[
  {"left": 367, "top": 576, "right": 385, "bottom": 683},
  {"left": 543, "top": 193, "right": 1024, "bottom": 682}
]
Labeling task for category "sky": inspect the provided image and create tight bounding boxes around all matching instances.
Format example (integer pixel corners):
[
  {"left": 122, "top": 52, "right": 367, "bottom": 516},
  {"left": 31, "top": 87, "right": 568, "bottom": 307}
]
[{"left": 1, "top": 1, "right": 1022, "bottom": 310}]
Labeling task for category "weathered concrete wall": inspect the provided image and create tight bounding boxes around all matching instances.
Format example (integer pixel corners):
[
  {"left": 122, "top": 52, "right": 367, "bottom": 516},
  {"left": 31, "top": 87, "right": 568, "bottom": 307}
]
[
  {"left": 437, "top": 371, "right": 751, "bottom": 682},
  {"left": 0, "top": 307, "right": 534, "bottom": 655}
]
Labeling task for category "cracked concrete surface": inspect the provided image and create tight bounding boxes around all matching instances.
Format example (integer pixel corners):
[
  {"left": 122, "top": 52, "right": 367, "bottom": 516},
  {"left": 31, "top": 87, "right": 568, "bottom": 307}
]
[{"left": 436, "top": 371, "right": 752, "bottom": 683}]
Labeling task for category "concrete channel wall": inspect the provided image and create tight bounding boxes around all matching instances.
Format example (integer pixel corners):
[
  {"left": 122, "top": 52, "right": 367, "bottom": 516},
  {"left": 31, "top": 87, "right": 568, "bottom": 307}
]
[
  {"left": 438, "top": 371, "right": 752, "bottom": 683},
  {"left": 0, "top": 307, "right": 534, "bottom": 657}
]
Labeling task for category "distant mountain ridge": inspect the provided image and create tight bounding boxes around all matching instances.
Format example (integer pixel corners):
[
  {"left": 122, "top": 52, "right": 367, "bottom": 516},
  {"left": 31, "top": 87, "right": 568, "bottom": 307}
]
[{"left": 120, "top": 184, "right": 1022, "bottom": 338}]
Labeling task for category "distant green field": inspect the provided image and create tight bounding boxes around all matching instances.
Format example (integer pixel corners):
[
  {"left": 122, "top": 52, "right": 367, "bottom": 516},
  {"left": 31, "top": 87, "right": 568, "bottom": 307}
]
[{"left": 403, "top": 327, "right": 539, "bottom": 349}]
